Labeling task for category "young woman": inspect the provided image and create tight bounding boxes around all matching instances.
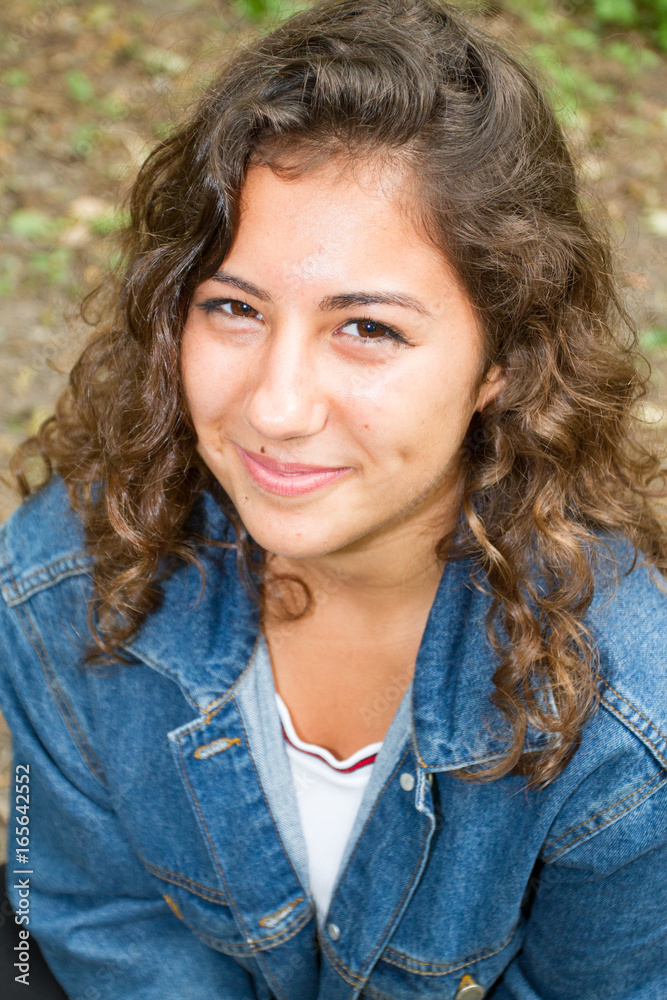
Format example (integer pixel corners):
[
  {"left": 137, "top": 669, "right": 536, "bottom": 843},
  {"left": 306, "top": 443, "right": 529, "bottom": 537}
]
[{"left": 0, "top": 0, "right": 665, "bottom": 998}]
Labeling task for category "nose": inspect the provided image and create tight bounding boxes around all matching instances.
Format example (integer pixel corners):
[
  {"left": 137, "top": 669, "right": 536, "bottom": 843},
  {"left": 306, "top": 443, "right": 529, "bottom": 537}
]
[{"left": 242, "top": 324, "right": 328, "bottom": 442}]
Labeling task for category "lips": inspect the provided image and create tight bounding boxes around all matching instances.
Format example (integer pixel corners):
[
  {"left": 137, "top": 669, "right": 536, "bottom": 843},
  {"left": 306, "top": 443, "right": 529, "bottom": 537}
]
[{"left": 233, "top": 444, "right": 352, "bottom": 497}]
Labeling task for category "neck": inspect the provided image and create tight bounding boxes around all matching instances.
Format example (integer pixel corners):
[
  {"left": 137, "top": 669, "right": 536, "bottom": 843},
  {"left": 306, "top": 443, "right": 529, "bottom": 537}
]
[{"left": 263, "top": 497, "right": 458, "bottom": 622}]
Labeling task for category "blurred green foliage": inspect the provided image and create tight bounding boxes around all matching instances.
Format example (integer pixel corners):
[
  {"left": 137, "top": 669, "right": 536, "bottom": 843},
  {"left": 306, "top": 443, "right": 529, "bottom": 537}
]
[
  {"left": 88, "top": 209, "right": 132, "bottom": 236},
  {"left": 27, "top": 248, "right": 74, "bottom": 290},
  {"left": 65, "top": 69, "right": 96, "bottom": 105},
  {"left": 583, "top": 0, "right": 667, "bottom": 49},
  {"left": 231, "top": 0, "right": 667, "bottom": 45},
  {"left": 511, "top": 0, "right": 667, "bottom": 50},
  {"left": 494, "top": 0, "right": 662, "bottom": 129},
  {"left": 231, "top": 0, "right": 312, "bottom": 22},
  {"left": 641, "top": 327, "right": 667, "bottom": 351},
  {"left": 1, "top": 68, "right": 28, "bottom": 88},
  {"left": 7, "top": 210, "right": 65, "bottom": 242}
]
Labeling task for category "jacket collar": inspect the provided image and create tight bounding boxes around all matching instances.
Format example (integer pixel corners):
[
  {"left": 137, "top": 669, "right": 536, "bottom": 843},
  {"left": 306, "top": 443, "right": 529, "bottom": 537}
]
[{"left": 121, "top": 485, "right": 556, "bottom": 772}]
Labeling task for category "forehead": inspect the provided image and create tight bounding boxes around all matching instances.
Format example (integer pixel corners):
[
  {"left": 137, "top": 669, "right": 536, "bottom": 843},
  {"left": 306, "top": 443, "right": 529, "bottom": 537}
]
[
  {"left": 239, "top": 155, "right": 413, "bottom": 226},
  {"left": 229, "top": 158, "right": 456, "bottom": 295}
]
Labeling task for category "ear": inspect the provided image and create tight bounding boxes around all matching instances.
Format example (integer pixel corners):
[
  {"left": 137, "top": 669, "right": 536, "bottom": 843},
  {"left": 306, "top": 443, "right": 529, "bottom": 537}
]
[{"left": 474, "top": 364, "right": 505, "bottom": 413}]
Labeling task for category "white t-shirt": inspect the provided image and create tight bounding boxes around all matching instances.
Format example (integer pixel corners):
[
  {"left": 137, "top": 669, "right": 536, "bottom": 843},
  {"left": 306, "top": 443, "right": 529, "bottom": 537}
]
[{"left": 274, "top": 691, "right": 383, "bottom": 927}]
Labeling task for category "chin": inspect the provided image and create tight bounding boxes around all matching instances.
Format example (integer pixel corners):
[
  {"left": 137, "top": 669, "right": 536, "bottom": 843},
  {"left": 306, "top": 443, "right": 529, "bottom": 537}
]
[
  {"left": 237, "top": 510, "right": 344, "bottom": 561},
  {"left": 249, "top": 529, "right": 337, "bottom": 561}
]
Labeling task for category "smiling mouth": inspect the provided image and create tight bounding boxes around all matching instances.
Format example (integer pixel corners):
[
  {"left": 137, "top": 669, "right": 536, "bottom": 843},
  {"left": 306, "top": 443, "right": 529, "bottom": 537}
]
[{"left": 233, "top": 444, "right": 352, "bottom": 497}]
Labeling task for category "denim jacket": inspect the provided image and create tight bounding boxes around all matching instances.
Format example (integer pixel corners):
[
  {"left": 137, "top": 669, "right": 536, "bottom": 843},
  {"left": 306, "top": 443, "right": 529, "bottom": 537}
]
[{"left": 0, "top": 473, "right": 666, "bottom": 1000}]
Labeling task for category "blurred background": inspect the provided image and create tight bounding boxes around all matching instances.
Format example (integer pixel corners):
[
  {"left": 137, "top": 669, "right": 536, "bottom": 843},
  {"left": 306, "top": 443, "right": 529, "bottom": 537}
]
[{"left": 0, "top": 0, "right": 666, "bottom": 861}]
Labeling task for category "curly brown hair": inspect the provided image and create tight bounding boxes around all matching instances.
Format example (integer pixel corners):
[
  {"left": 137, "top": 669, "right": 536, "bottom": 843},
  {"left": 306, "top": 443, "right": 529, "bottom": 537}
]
[{"left": 7, "top": 0, "right": 667, "bottom": 789}]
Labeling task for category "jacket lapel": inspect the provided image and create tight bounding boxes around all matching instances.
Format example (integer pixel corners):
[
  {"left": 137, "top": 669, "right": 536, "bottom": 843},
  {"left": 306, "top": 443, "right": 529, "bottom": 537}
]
[
  {"left": 169, "top": 682, "right": 320, "bottom": 1000},
  {"left": 410, "top": 553, "right": 559, "bottom": 772},
  {"left": 317, "top": 739, "right": 437, "bottom": 999}
]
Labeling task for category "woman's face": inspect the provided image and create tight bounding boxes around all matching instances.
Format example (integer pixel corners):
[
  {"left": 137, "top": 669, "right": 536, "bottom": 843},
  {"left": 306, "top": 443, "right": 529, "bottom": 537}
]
[{"left": 181, "top": 159, "right": 503, "bottom": 562}]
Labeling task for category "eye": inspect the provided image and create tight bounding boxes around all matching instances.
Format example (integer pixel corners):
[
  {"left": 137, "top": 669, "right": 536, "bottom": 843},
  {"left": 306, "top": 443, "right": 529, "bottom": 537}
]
[
  {"left": 197, "top": 298, "right": 263, "bottom": 320},
  {"left": 336, "top": 318, "right": 408, "bottom": 346}
]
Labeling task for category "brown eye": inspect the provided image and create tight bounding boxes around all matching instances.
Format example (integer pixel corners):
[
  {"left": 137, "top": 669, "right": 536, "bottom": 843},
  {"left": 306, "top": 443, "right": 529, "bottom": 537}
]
[
  {"left": 336, "top": 318, "right": 406, "bottom": 346},
  {"left": 227, "top": 299, "right": 258, "bottom": 317},
  {"left": 355, "top": 321, "right": 386, "bottom": 339},
  {"left": 197, "top": 298, "right": 262, "bottom": 320},
  {"left": 229, "top": 299, "right": 256, "bottom": 316}
]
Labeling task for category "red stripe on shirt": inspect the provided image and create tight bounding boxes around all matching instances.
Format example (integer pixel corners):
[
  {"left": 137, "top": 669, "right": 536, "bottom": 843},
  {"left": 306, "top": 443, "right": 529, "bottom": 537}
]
[{"left": 281, "top": 725, "right": 378, "bottom": 773}]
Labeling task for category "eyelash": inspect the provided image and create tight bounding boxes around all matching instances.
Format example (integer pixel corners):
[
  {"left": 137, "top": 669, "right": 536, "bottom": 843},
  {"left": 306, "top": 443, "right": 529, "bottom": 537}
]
[{"left": 197, "top": 298, "right": 409, "bottom": 347}]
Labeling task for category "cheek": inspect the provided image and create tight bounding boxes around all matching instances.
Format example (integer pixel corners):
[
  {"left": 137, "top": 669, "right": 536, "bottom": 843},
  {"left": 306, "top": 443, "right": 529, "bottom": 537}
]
[
  {"left": 181, "top": 330, "right": 241, "bottom": 426},
  {"left": 358, "top": 360, "right": 470, "bottom": 460}
]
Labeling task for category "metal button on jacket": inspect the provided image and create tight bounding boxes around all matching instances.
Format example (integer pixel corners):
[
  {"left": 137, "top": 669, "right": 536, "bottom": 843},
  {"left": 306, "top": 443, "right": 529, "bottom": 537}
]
[
  {"left": 399, "top": 772, "right": 415, "bottom": 791},
  {"left": 454, "top": 974, "right": 485, "bottom": 999},
  {"left": 327, "top": 922, "right": 340, "bottom": 941}
]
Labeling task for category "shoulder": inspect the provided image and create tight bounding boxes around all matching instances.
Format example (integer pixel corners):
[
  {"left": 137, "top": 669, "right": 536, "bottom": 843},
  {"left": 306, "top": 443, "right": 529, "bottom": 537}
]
[
  {"left": 0, "top": 476, "right": 108, "bottom": 791},
  {"left": 0, "top": 473, "right": 234, "bottom": 609},
  {"left": 583, "top": 532, "right": 667, "bottom": 773},
  {"left": 0, "top": 473, "right": 234, "bottom": 784},
  {"left": 587, "top": 531, "right": 667, "bottom": 638},
  {"left": 0, "top": 473, "right": 93, "bottom": 607},
  {"left": 534, "top": 534, "right": 667, "bottom": 869}
]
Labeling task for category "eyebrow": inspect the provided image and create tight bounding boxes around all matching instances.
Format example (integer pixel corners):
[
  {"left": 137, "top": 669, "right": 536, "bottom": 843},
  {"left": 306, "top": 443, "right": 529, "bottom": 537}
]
[{"left": 210, "top": 269, "right": 435, "bottom": 319}]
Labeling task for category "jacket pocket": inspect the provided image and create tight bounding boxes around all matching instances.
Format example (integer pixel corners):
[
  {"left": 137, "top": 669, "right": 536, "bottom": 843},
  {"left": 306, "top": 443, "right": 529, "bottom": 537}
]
[
  {"left": 140, "top": 858, "right": 255, "bottom": 953},
  {"left": 361, "top": 921, "right": 523, "bottom": 1000}
]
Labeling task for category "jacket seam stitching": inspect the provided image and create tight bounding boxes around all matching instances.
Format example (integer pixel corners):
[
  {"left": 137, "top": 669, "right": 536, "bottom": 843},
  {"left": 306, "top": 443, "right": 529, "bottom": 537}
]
[
  {"left": 14, "top": 601, "right": 107, "bottom": 784},
  {"left": 599, "top": 677, "right": 667, "bottom": 746},
  {"left": 200, "top": 637, "right": 262, "bottom": 720},
  {"left": 118, "top": 647, "right": 209, "bottom": 717},
  {"left": 361, "top": 818, "right": 432, "bottom": 979},
  {"left": 319, "top": 941, "right": 364, "bottom": 987},
  {"left": 412, "top": 734, "right": 553, "bottom": 771},
  {"left": 175, "top": 719, "right": 290, "bottom": 1000},
  {"left": 190, "top": 905, "right": 312, "bottom": 953},
  {"left": 232, "top": 699, "right": 314, "bottom": 902},
  {"left": 320, "top": 745, "right": 429, "bottom": 985},
  {"left": 1, "top": 539, "right": 106, "bottom": 785},
  {"left": 2, "top": 556, "right": 93, "bottom": 605},
  {"left": 139, "top": 856, "right": 230, "bottom": 904},
  {"left": 543, "top": 773, "right": 667, "bottom": 861},
  {"left": 170, "top": 633, "right": 263, "bottom": 731},
  {"left": 334, "top": 742, "right": 413, "bottom": 892},
  {"left": 357, "top": 747, "right": 430, "bottom": 981},
  {"left": 543, "top": 771, "right": 663, "bottom": 851},
  {"left": 361, "top": 985, "right": 393, "bottom": 1000},
  {"left": 600, "top": 698, "right": 667, "bottom": 769},
  {"left": 382, "top": 923, "right": 518, "bottom": 975}
]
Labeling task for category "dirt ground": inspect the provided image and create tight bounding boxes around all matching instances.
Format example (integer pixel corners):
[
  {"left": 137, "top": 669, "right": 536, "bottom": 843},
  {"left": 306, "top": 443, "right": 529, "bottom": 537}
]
[{"left": 0, "top": 0, "right": 666, "bottom": 862}]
